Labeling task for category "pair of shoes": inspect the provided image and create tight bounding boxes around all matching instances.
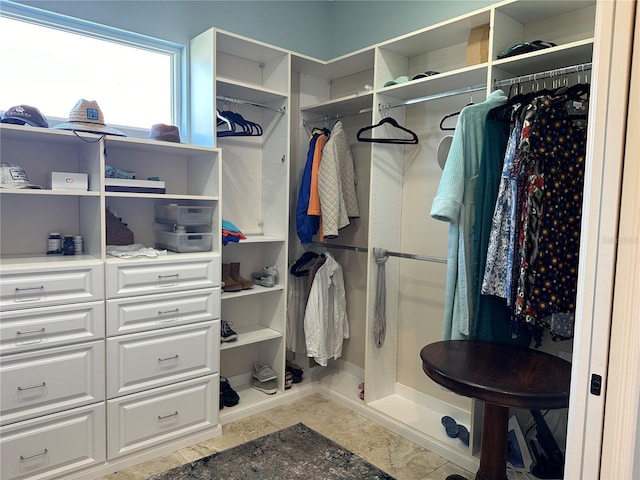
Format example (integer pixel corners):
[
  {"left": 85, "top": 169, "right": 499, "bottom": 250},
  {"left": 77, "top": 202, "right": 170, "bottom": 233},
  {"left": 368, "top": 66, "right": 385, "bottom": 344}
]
[
  {"left": 285, "top": 360, "right": 303, "bottom": 383},
  {"left": 220, "top": 320, "right": 238, "bottom": 342},
  {"left": 220, "top": 377, "right": 239, "bottom": 408},
  {"left": 252, "top": 266, "right": 278, "bottom": 287},
  {"left": 251, "top": 362, "right": 277, "bottom": 395},
  {"left": 284, "top": 371, "right": 293, "bottom": 390},
  {"left": 222, "top": 263, "right": 253, "bottom": 292},
  {"left": 441, "top": 416, "right": 469, "bottom": 446}
]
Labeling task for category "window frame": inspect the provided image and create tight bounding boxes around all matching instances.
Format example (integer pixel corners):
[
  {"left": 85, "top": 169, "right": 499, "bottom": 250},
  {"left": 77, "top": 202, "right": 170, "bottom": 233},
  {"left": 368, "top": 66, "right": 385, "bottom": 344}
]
[{"left": 0, "top": 0, "right": 184, "bottom": 139}]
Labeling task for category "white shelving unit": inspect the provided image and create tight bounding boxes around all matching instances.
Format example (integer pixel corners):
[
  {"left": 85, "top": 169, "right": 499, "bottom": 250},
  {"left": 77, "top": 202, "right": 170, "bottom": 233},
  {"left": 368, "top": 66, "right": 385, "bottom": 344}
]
[
  {"left": 0, "top": 124, "right": 222, "bottom": 480},
  {"left": 289, "top": 0, "right": 596, "bottom": 473},
  {"left": 190, "top": 28, "right": 292, "bottom": 424}
]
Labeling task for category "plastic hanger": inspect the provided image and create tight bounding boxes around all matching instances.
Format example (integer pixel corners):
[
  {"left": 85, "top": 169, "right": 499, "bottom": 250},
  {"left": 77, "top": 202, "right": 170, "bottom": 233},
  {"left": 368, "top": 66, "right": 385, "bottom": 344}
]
[
  {"left": 439, "top": 95, "right": 474, "bottom": 131},
  {"left": 217, "top": 110, "right": 263, "bottom": 137},
  {"left": 356, "top": 117, "right": 418, "bottom": 144},
  {"left": 216, "top": 109, "right": 233, "bottom": 132}
]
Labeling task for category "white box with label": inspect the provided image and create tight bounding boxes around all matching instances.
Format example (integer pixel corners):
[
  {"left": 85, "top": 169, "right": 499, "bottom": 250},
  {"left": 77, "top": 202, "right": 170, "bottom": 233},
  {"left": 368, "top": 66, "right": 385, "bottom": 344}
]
[{"left": 50, "top": 172, "right": 88, "bottom": 190}]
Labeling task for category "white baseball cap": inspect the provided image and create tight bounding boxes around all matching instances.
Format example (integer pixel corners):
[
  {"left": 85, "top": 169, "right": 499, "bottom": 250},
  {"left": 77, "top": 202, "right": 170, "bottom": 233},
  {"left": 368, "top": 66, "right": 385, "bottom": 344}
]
[{"left": 0, "top": 163, "right": 42, "bottom": 189}]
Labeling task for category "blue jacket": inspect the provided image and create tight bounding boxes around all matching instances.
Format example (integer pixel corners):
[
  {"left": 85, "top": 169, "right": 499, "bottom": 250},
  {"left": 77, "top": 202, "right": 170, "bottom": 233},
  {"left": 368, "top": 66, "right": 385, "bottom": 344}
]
[{"left": 296, "top": 131, "right": 322, "bottom": 243}]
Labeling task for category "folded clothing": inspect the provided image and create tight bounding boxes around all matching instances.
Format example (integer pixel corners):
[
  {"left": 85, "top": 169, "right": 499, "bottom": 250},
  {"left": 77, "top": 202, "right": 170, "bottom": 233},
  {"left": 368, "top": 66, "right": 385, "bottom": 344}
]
[{"left": 106, "top": 244, "right": 165, "bottom": 258}]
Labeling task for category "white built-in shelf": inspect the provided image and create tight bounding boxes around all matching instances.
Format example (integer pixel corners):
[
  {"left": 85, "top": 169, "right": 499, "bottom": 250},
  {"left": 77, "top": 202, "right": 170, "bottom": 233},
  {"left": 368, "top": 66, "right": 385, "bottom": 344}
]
[
  {"left": 236, "top": 234, "right": 286, "bottom": 244},
  {"left": 378, "top": 65, "right": 489, "bottom": 102},
  {"left": 221, "top": 284, "right": 284, "bottom": 300},
  {"left": 301, "top": 93, "right": 374, "bottom": 119},
  {"left": 492, "top": 39, "right": 594, "bottom": 78},
  {"left": 217, "top": 78, "right": 288, "bottom": 105},
  {"left": 219, "top": 324, "right": 282, "bottom": 351},
  {"left": 292, "top": 47, "right": 375, "bottom": 80},
  {"left": 0, "top": 189, "right": 100, "bottom": 197},
  {"left": 0, "top": 253, "right": 101, "bottom": 265},
  {"left": 104, "top": 192, "right": 218, "bottom": 201}
]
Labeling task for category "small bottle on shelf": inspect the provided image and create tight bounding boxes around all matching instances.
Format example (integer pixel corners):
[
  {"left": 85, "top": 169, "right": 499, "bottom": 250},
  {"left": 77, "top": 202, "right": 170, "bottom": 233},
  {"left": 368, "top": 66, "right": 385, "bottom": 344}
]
[
  {"left": 47, "top": 232, "right": 62, "bottom": 254},
  {"left": 74, "top": 235, "right": 83, "bottom": 254},
  {"left": 62, "top": 234, "right": 75, "bottom": 255}
]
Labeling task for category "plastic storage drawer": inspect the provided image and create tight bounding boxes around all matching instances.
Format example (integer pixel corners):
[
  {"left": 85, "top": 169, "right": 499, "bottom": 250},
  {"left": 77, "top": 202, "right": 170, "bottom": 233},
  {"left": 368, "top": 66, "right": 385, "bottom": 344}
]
[
  {"left": 155, "top": 230, "right": 213, "bottom": 253},
  {"left": 155, "top": 205, "right": 213, "bottom": 225}
]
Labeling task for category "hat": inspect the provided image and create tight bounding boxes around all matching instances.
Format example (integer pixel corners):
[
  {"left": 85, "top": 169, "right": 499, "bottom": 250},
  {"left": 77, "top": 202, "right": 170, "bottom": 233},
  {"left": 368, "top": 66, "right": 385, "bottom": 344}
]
[
  {"left": 411, "top": 71, "right": 440, "bottom": 81},
  {"left": 149, "top": 123, "right": 180, "bottom": 143},
  {"left": 0, "top": 163, "right": 42, "bottom": 189},
  {"left": 437, "top": 135, "right": 453, "bottom": 170},
  {"left": 384, "top": 75, "right": 410, "bottom": 87},
  {"left": 52, "top": 99, "right": 125, "bottom": 136},
  {"left": 1, "top": 105, "right": 49, "bottom": 128}
]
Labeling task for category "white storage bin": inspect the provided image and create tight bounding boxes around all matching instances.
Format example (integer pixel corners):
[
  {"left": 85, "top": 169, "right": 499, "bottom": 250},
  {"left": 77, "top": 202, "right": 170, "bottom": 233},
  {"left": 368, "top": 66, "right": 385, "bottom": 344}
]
[
  {"left": 155, "top": 204, "right": 213, "bottom": 225},
  {"left": 155, "top": 229, "right": 213, "bottom": 253}
]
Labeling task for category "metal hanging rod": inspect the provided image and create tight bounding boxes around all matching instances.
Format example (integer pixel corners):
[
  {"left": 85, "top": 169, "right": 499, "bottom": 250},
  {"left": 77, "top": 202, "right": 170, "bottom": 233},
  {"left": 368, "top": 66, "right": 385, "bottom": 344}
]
[
  {"left": 374, "top": 247, "right": 447, "bottom": 264},
  {"left": 380, "top": 84, "right": 487, "bottom": 110},
  {"left": 302, "top": 108, "right": 373, "bottom": 128},
  {"left": 307, "top": 241, "right": 368, "bottom": 253},
  {"left": 494, "top": 62, "right": 592, "bottom": 88},
  {"left": 216, "top": 94, "right": 285, "bottom": 114}
]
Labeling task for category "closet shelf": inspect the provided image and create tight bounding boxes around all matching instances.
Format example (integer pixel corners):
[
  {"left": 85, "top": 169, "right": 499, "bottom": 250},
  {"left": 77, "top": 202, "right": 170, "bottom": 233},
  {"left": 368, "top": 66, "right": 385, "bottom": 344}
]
[
  {"left": 292, "top": 48, "right": 375, "bottom": 80},
  {"left": 301, "top": 93, "right": 374, "bottom": 120},
  {"left": 0, "top": 253, "right": 101, "bottom": 266},
  {"left": 220, "top": 284, "right": 285, "bottom": 300},
  {"left": 234, "top": 234, "right": 285, "bottom": 244},
  {"left": 378, "top": 65, "right": 488, "bottom": 102},
  {"left": 217, "top": 78, "right": 287, "bottom": 104},
  {"left": 105, "top": 192, "right": 219, "bottom": 201},
  {"left": 0, "top": 189, "right": 100, "bottom": 197},
  {"left": 219, "top": 324, "right": 282, "bottom": 350},
  {"left": 492, "top": 39, "right": 594, "bottom": 78}
]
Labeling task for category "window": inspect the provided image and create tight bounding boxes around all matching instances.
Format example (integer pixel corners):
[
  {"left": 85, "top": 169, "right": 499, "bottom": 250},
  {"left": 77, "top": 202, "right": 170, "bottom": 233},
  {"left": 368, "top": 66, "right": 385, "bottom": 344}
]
[{"left": 0, "top": 2, "right": 182, "bottom": 135}]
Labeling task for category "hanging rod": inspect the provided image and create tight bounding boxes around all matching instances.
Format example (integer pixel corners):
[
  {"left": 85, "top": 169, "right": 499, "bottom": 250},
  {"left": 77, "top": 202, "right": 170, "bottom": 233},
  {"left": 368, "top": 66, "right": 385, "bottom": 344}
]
[
  {"left": 216, "top": 94, "right": 285, "bottom": 114},
  {"left": 373, "top": 247, "right": 447, "bottom": 264},
  {"left": 302, "top": 108, "right": 373, "bottom": 128},
  {"left": 307, "top": 241, "right": 368, "bottom": 253},
  {"left": 380, "top": 84, "right": 487, "bottom": 110},
  {"left": 494, "top": 62, "right": 592, "bottom": 88}
]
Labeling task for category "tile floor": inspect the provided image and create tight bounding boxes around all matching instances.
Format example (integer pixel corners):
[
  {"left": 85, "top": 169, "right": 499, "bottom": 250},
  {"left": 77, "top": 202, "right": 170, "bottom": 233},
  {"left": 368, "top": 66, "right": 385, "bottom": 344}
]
[{"left": 99, "top": 393, "right": 472, "bottom": 480}]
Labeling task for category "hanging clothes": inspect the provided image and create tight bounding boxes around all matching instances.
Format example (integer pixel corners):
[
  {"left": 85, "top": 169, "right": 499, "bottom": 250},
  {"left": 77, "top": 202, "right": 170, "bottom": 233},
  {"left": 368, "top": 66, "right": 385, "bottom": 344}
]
[
  {"left": 430, "top": 89, "right": 508, "bottom": 340},
  {"left": 296, "top": 129, "right": 327, "bottom": 243},
  {"left": 318, "top": 121, "right": 360, "bottom": 239},
  {"left": 303, "top": 252, "right": 349, "bottom": 366}
]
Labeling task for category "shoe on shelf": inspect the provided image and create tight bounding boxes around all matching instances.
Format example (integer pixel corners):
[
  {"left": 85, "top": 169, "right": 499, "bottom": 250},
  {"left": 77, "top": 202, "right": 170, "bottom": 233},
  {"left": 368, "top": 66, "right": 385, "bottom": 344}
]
[
  {"left": 441, "top": 416, "right": 459, "bottom": 438},
  {"left": 253, "top": 362, "right": 277, "bottom": 382},
  {"left": 251, "top": 377, "right": 277, "bottom": 395},
  {"left": 220, "top": 320, "right": 238, "bottom": 342},
  {"left": 229, "top": 262, "right": 254, "bottom": 289},
  {"left": 220, "top": 377, "right": 240, "bottom": 407},
  {"left": 252, "top": 266, "right": 278, "bottom": 287},
  {"left": 284, "top": 371, "right": 293, "bottom": 390},
  {"left": 222, "top": 263, "right": 242, "bottom": 292}
]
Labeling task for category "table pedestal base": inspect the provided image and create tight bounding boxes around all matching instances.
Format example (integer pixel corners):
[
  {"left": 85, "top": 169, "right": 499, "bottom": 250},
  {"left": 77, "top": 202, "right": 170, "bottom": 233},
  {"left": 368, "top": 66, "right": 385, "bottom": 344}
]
[{"left": 445, "top": 403, "right": 509, "bottom": 480}]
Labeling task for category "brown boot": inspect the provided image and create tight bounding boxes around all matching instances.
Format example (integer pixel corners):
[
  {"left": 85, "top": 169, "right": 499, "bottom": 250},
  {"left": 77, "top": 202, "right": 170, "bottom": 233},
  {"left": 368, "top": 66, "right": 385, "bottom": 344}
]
[
  {"left": 230, "top": 262, "right": 254, "bottom": 289},
  {"left": 222, "top": 263, "right": 242, "bottom": 292}
]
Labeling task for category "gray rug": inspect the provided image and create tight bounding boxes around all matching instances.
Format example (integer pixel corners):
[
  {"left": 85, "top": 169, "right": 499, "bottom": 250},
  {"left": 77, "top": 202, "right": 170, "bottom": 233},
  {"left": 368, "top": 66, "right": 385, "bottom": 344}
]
[{"left": 147, "top": 423, "right": 395, "bottom": 479}]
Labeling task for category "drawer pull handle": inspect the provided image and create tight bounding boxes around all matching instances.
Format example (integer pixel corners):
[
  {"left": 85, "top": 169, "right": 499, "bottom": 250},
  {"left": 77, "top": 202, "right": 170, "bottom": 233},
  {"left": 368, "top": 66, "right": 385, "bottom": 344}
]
[
  {"left": 15, "top": 286, "right": 44, "bottom": 292},
  {"left": 18, "top": 382, "right": 46, "bottom": 391},
  {"left": 158, "top": 411, "right": 179, "bottom": 420},
  {"left": 158, "top": 308, "right": 179, "bottom": 315},
  {"left": 16, "top": 328, "right": 46, "bottom": 335},
  {"left": 158, "top": 354, "right": 179, "bottom": 362},
  {"left": 20, "top": 448, "right": 48, "bottom": 460},
  {"left": 157, "top": 274, "right": 179, "bottom": 279}
]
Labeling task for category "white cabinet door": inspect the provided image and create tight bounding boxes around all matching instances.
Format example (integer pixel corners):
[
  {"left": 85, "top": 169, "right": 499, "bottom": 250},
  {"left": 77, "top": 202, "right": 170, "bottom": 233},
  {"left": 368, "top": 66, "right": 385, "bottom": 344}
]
[
  {"left": 106, "top": 321, "right": 219, "bottom": 398},
  {"left": 105, "top": 256, "right": 220, "bottom": 298},
  {"left": 0, "top": 301, "right": 104, "bottom": 355},
  {"left": 0, "top": 341, "right": 105, "bottom": 426},
  {"left": 106, "top": 287, "right": 220, "bottom": 336},
  {"left": 0, "top": 263, "right": 104, "bottom": 311},
  {"left": 0, "top": 403, "right": 106, "bottom": 480},
  {"left": 107, "top": 375, "right": 218, "bottom": 460}
]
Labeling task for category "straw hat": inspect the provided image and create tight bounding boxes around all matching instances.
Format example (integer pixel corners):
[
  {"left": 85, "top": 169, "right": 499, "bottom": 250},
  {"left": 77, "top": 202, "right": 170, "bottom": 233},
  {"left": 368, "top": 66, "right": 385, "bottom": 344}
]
[{"left": 53, "top": 99, "right": 125, "bottom": 136}]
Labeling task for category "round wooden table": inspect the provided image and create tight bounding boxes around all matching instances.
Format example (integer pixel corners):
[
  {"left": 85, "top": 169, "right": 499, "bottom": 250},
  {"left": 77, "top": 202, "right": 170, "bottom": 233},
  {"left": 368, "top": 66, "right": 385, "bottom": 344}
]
[{"left": 420, "top": 340, "right": 571, "bottom": 480}]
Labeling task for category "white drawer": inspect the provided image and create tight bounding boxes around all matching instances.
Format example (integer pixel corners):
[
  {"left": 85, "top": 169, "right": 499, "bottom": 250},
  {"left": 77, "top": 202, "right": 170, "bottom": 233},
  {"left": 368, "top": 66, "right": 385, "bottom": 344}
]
[
  {"left": 107, "top": 374, "right": 218, "bottom": 460},
  {"left": 106, "top": 321, "right": 219, "bottom": 398},
  {"left": 0, "top": 341, "right": 105, "bottom": 426},
  {"left": 106, "top": 287, "right": 220, "bottom": 336},
  {"left": 0, "top": 403, "right": 105, "bottom": 480},
  {"left": 0, "top": 301, "right": 105, "bottom": 355},
  {"left": 105, "top": 255, "right": 220, "bottom": 299},
  {"left": 0, "top": 263, "right": 104, "bottom": 311}
]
